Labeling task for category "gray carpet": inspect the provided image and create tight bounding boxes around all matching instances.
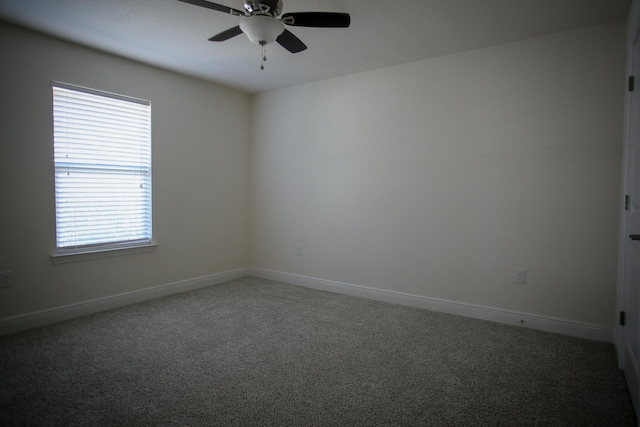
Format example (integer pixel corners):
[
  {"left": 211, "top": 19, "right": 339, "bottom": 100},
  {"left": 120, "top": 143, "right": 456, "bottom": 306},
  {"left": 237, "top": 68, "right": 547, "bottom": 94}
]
[{"left": 0, "top": 277, "right": 635, "bottom": 426}]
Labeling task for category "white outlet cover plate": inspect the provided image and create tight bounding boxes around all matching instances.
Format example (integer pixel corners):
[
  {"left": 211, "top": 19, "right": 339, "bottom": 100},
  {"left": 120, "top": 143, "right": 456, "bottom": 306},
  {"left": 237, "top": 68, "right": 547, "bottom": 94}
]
[{"left": 514, "top": 268, "right": 526, "bottom": 284}]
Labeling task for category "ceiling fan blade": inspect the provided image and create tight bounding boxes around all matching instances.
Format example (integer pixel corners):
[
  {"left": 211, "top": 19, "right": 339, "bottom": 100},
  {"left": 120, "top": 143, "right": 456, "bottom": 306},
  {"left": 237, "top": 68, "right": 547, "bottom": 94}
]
[
  {"left": 208, "top": 26, "right": 243, "bottom": 41},
  {"left": 276, "top": 30, "right": 307, "bottom": 53},
  {"left": 281, "top": 12, "right": 350, "bottom": 28},
  {"left": 176, "top": 0, "right": 244, "bottom": 16}
]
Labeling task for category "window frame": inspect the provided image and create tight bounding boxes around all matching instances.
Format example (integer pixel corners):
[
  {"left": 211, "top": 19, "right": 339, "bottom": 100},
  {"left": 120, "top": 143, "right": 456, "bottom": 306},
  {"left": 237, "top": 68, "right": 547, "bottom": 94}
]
[{"left": 50, "top": 82, "right": 156, "bottom": 264}]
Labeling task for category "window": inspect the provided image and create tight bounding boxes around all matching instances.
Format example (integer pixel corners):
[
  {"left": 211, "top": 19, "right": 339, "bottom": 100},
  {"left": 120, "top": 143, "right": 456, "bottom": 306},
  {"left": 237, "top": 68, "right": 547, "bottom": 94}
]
[{"left": 51, "top": 82, "right": 153, "bottom": 261}]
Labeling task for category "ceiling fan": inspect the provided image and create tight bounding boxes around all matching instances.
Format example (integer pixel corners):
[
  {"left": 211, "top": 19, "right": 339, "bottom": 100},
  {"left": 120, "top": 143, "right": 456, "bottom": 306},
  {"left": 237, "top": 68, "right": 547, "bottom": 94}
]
[{"left": 177, "top": 0, "right": 350, "bottom": 69}]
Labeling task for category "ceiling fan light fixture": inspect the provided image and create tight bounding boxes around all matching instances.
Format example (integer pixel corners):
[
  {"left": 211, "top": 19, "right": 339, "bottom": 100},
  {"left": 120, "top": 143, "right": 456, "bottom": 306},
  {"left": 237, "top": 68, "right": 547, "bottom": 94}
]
[{"left": 239, "top": 16, "right": 285, "bottom": 45}]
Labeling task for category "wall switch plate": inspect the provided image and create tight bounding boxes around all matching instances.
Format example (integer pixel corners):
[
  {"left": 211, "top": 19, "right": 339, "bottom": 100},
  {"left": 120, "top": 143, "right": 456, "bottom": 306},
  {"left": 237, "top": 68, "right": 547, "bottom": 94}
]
[
  {"left": 0, "top": 271, "right": 12, "bottom": 288},
  {"left": 514, "top": 268, "right": 526, "bottom": 284},
  {"left": 295, "top": 244, "right": 302, "bottom": 256}
]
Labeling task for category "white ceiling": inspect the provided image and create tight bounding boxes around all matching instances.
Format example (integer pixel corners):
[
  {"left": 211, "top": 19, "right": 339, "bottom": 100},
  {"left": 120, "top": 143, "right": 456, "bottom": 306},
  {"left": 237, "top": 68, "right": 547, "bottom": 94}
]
[{"left": 0, "top": 0, "right": 632, "bottom": 93}]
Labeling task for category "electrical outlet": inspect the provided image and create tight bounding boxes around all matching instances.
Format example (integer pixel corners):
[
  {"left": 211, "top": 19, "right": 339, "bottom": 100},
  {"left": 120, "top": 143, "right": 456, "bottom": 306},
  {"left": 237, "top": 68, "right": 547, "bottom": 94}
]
[
  {"left": 295, "top": 244, "right": 302, "bottom": 256},
  {"left": 514, "top": 268, "right": 526, "bottom": 284},
  {"left": 0, "top": 271, "right": 12, "bottom": 288}
]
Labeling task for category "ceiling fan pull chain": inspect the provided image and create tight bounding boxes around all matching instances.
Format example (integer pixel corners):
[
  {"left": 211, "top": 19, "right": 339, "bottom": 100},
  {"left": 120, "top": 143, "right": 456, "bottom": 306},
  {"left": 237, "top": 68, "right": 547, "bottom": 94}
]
[{"left": 260, "top": 41, "right": 267, "bottom": 71}]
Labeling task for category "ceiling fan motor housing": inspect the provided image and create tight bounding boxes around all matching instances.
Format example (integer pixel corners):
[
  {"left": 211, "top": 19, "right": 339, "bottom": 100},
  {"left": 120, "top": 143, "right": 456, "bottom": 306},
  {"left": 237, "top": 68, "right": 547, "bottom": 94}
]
[{"left": 244, "top": 0, "right": 283, "bottom": 17}]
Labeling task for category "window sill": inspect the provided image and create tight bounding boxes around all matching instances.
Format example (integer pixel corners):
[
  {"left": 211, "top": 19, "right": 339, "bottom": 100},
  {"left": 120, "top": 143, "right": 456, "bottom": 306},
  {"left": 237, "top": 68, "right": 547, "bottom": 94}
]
[{"left": 50, "top": 242, "right": 158, "bottom": 265}]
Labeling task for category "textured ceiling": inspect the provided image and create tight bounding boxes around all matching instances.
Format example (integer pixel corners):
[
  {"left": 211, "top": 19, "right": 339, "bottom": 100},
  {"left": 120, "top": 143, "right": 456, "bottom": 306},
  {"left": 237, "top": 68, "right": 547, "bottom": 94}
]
[{"left": 0, "top": 0, "right": 632, "bottom": 93}]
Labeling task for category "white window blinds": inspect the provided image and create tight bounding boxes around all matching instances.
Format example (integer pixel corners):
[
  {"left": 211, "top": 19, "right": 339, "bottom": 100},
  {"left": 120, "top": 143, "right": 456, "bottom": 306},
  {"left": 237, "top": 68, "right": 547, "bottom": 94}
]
[{"left": 52, "top": 83, "right": 151, "bottom": 251}]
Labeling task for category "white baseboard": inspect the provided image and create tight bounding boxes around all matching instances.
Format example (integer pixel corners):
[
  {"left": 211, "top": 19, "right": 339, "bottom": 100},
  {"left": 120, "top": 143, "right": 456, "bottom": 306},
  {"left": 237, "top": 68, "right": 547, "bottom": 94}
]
[
  {"left": 0, "top": 268, "right": 250, "bottom": 336},
  {"left": 249, "top": 268, "right": 614, "bottom": 343},
  {"left": 1, "top": 266, "right": 614, "bottom": 343}
]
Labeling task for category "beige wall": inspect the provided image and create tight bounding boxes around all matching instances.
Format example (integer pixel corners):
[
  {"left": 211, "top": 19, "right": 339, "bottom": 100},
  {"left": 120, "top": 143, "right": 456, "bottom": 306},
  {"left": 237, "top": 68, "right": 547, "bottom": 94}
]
[
  {"left": 0, "top": 19, "right": 628, "bottom": 330},
  {"left": 0, "top": 22, "right": 250, "bottom": 318},
  {"left": 250, "top": 21, "right": 626, "bottom": 327}
]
